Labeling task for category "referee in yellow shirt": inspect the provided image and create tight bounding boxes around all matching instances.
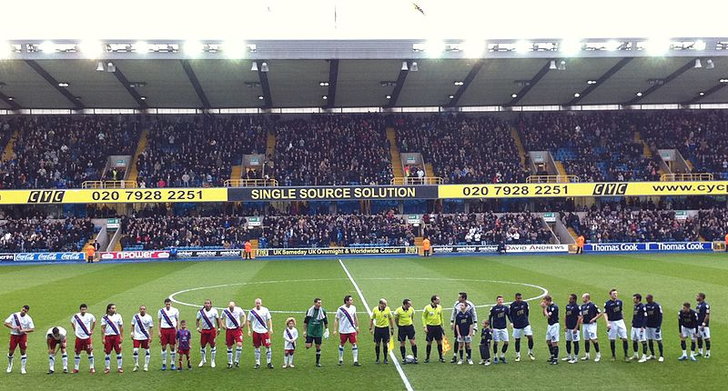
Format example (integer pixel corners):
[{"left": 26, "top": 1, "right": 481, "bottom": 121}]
[
  {"left": 394, "top": 298, "right": 417, "bottom": 364},
  {"left": 422, "top": 295, "right": 445, "bottom": 363},
  {"left": 370, "top": 299, "right": 394, "bottom": 364}
]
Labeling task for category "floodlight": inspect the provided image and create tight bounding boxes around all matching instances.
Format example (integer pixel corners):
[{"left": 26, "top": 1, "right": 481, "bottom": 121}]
[
  {"left": 260, "top": 62, "right": 269, "bottom": 72},
  {"left": 515, "top": 40, "right": 531, "bottom": 54},
  {"left": 463, "top": 39, "right": 486, "bottom": 58},
  {"left": 251, "top": 62, "right": 258, "bottom": 72},
  {"left": 410, "top": 62, "right": 418, "bottom": 72},
  {"left": 401, "top": 61, "right": 408, "bottom": 71},
  {"left": 183, "top": 40, "right": 204, "bottom": 55},
  {"left": 78, "top": 40, "right": 103, "bottom": 59},
  {"left": 694, "top": 59, "right": 703, "bottom": 69}
]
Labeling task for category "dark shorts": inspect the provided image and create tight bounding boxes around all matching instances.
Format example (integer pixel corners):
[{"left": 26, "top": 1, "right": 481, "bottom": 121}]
[
  {"left": 305, "top": 336, "right": 322, "bottom": 345},
  {"left": 373, "top": 327, "right": 390, "bottom": 343},
  {"left": 426, "top": 325, "right": 443, "bottom": 342},
  {"left": 397, "top": 325, "right": 416, "bottom": 342}
]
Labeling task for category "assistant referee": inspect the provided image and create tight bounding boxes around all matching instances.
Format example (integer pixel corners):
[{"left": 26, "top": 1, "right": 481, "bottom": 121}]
[{"left": 422, "top": 295, "right": 445, "bottom": 363}]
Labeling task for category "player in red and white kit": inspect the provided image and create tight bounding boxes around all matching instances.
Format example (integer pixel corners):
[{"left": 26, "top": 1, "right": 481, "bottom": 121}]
[
  {"left": 158, "top": 298, "right": 179, "bottom": 371},
  {"left": 334, "top": 295, "right": 360, "bottom": 366},
  {"left": 101, "top": 303, "right": 124, "bottom": 374},
  {"left": 71, "top": 304, "right": 96, "bottom": 374},
  {"left": 46, "top": 326, "right": 68, "bottom": 374},
  {"left": 131, "top": 305, "right": 154, "bottom": 372},
  {"left": 247, "top": 298, "right": 273, "bottom": 369},
  {"left": 220, "top": 301, "right": 245, "bottom": 368},
  {"left": 196, "top": 299, "right": 219, "bottom": 368},
  {"left": 4, "top": 305, "right": 35, "bottom": 374}
]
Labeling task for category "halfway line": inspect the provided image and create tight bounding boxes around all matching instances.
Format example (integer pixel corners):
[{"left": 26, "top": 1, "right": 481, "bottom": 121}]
[{"left": 338, "top": 259, "right": 415, "bottom": 391}]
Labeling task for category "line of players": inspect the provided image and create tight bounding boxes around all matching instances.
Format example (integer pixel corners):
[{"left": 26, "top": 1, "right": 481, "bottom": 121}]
[{"left": 3, "top": 290, "right": 711, "bottom": 374}]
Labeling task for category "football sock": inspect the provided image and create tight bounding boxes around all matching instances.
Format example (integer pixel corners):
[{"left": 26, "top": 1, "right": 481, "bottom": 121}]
[
  {"left": 266, "top": 348, "right": 272, "bottom": 363},
  {"left": 235, "top": 347, "right": 242, "bottom": 363},
  {"left": 622, "top": 340, "right": 629, "bottom": 357},
  {"left": 610, "top": 340, "right": 616, "bottom": 357},
  {"left": 116, "top": 354, "right": 122, "bottom": 368},
  {"left": 411, "top": 345, "right": 417, "bottom": 358},
  {"left": 339, "top": 345, "right": 345, "bottom": 361},
  {"left": 145, "top": 350, "right": 150, "bottom": 367},
  {"left": 49, "top": 355, "right": 55, "bottom": 371},
  {"left": 375, "top": 345, "right": 380, "bottom": 361},
  {"left": 227, "top": 348, "right": 233, "bottom": 364},
  {"left": 161, "top": 350, "right": 167, "bottom": 365},
  {"left": 515, "top": 339, "right": 521, "bottom": 353},
  {"left": 254, "top": 348, "right": 261, "bottom": 363},
  {"left": 426, "top": 345, "right": 432, "bottom": 359},
  {"left": 74, "top": 355, "right": 80, "bottom": 369},
  {"left": 574, "top": 341, "right": 580, "bottom": 356},
  {"left": 501, "top": 343, "right": 508, "bottom": 353},
  {"left": 20, "top": 355, "right": 26, "bottom": 370},
  {"left": 315, "top": 348, "right": 321, "bottom": 364},
  {"left": 566, "top": 341, "right": 572, "bottom": 355},
  {"left": 133, "top": 348, "right": 139, "bottom": 365},
  {"left": 648, "top": 340, "right": 655, "bottom": 356},
  {"left": 466, "top": 348, "right": 471, "bottom": 360},
  {"left": 437, "top": 344, "right": 443, "bottom": 359},
  {"left": 528, "top": 338, "right": 534, "bottom": 350},
  {"left": 594, "top": 342, "right": 600, "bottom": 353},
  {"left": 400, "top": 346, "right": 406, "bottom": 359},
  {"left": 352, "top": 344, "right": 359, "bottom": 362},
  {"left": 210, "top": 347, "right": 216, "bottom": 362},
  {"left": 62, "top": 354, "right": 67, "bottom": 369}
]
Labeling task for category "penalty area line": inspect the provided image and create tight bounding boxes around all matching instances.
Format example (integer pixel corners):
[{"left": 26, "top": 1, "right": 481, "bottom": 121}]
[{"left": 338, "top": 259, "right": 415, "bottom": 391}]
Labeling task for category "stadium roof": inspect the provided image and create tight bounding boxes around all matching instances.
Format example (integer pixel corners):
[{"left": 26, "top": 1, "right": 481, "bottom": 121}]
[{"left": 1, "top": 38, "right": 728, "bottom": 112}]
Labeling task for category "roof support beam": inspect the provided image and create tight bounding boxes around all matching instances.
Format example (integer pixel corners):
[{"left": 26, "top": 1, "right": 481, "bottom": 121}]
[
  {"left": 257, "top": 60, "right": 273, "bottom": 108},
  {"left": 447, "top": 59, "right": 484, "bottom": 107},
  {"left": 325, "top": 59, "right": 339, "bottom": 109},
  {"left": 180, "top": 60, "right": 211, "bottom": 110},
  {"left": 625, "top": 58, "right": 697, "bottom": 105},
  {"left": 25, "top": 60, "right": 84, "bottom": 109},
  {"left": 385, "top": 62, "right": 409, "bottom": 108},
  {"left": 0, "top": 91, "right": 22, "bottom": 110},
  {"left": 111, "top": 64, "right": 148, "bottom": 110},
  {"left": 505, "top": 60, "right": 552, "bottom": 106},
  {"left": 683, "top": 83, "right": 728, "bottom": 105},
  {"left": 566, "top": 57, "right": 633, "bottom": 106}
]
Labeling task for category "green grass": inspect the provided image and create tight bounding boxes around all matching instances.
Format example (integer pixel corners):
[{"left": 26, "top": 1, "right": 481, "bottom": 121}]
[{"left": 0, "top": 253, "right": 725, "bottom": 390}]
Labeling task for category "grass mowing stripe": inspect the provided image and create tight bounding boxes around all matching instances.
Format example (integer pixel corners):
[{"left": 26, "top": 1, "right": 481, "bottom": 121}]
[{"left": 338, "top": 259, "right": 414, "bottom": 391}]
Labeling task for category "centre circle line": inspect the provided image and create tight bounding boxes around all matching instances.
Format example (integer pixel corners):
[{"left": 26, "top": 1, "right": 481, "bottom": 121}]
[{"left": 168, "top": 278, "right": 548, "bottom": 314}]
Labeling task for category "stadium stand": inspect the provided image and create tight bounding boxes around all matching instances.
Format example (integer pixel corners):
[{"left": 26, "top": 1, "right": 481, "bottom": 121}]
[
  {"left": 519, "top": 112, "right": 661, "bottom": 182},
  {"left": 135, "top": 116, "right": 267, "bottom": 188},
  {"left": 272, "top": 115, "right": 393, "bottom": 186},
  {"left": 0, "top": 217, "right": 95, "bottom": 252},
  {"left": 394, "top": 115, "right": 529, "bottom": 184},
  {"left": 636, "top": 110, "right": 728, "bottom": 179},
  {"left": 0, "top": 116, "right": 140, "bottom": 189},
  {"left": 423, "top": 212, "right": 554, "bottom": 245}
]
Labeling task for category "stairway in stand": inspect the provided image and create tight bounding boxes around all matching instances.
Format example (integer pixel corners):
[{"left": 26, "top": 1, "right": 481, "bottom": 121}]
[
  {"left": 1, "top": 129, "right": 19, "bottom": 162},
  {"left": 126, "top": 129, "right": 149, "bottom": 184},
  {"left": 386, "top": 127, "right": 404, "bottom": 179},
  {"left": 510, "top": 127, "right": 528, "bottom": 170}
]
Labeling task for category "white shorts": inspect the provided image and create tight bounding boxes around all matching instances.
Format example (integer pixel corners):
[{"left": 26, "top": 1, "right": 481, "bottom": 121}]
[
  {"left": 456, "top": 335, "right": 472, "bottom": 343},
  {"left": 493, "top": 328, "right": 509, "bottom": 342},
  {"left": 630, "top": 327, "right": 646, "bottom": 342},
  {"left": 645, "top": 327, "right": 662, "bottom": 341},
  {"left": 546, "top": 324, "right": 560, "bottom": 342},
  {"left": 582, "top": 323, "right": 598, "bottom": 340},
  {"left": 512, "top": 325, "right": 533, "bottom": 339},
  {"left": 699, "top": 326, "right": 711, "bottom": 339},
  {"left": 608, "top": 319, "right": 628, "bottom": 340},
  {"left": 681, "top": 326, "right": 697, "bottom": 340},
  {"left": 565, "top": 328, "right": 580, "bottom": 342}
]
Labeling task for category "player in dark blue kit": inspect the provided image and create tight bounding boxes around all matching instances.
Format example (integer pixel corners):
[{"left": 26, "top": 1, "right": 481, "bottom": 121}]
[
  {"left": 579, "top": 293, "right": 602, "bottom": 361},
  {"left": 478, "top": 320, "right": 492, "bottom": 366},
  {"left": 630, "top": 294, "right": 648, "bottom": 362},
  {"left": 454, "top": 304, "right": 474, "bottom": 365},
  {"left": 563, "top": 294, "right": 581, "bottom": 364},
  {"left": 593, "top": 289, "right": 629, "bottom": 361},
  {"left": 678, "top": 302, "right": 699, "bottom": 361},
  {"left": 541, "top": 295, "right": 560, "bottom": 365},
  {"left": 644, "top": 294, "right": 664, "bottom": 362},
  {"left": 509, "top": 293, "right": 535, "bottom": 362},
  {"left": 695, "top": 293, "right": 711, "bottom": 358},
  {"left": 488, "top": 296, "right": 510, "bottom": 364}
]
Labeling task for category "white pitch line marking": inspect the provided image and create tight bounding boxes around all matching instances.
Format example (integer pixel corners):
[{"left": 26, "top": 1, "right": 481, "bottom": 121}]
[{"left": 338, "top": 259, "right": 415, "bottom": 391}]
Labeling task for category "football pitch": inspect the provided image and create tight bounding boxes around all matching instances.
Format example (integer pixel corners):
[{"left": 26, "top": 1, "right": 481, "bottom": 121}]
[{"left": 0, "top": 253, "right": 724, "bottom": 391}]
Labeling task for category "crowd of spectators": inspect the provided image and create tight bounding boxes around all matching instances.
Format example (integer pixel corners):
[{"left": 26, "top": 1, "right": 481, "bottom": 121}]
[
  {"left": 272, "top": 115, "right": 393, "bottom": 186},
  {"left": 0, "top": 217, "right": 95, "bottom": 252},
  {"left": 0, "top": 116, "right": 140, "bottom": 189},
  {"left": 262, "top": 213, "right": 415, "bottom": 248},
  {"left": 423, "top": 212, "right": 553, "bottom": 245},
  {"left": 395, "top": 115, "right": 528, "bottom": 184},
  {"left": 635, "top": 110, "right": 728, "bottom": 178},
  {"left": 697, "top": 208, "right": 728, "bottom": 241},
  {"left": 565, "top": 205, "right": 699, "bottom": 242},
  {"left": 121, "top": 216, "right": 258, "bottom": 249},
  {"left": 519, "top": 112, "right": 661, "bottom": 182},
  {"left": 136, "top": 116, "right": 267, "bottom": 188}
]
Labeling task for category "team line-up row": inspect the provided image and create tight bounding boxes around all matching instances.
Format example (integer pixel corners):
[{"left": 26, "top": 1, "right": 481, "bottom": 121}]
[{"left": 3, "top": 289, "right": 712, "bottom": 374}]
